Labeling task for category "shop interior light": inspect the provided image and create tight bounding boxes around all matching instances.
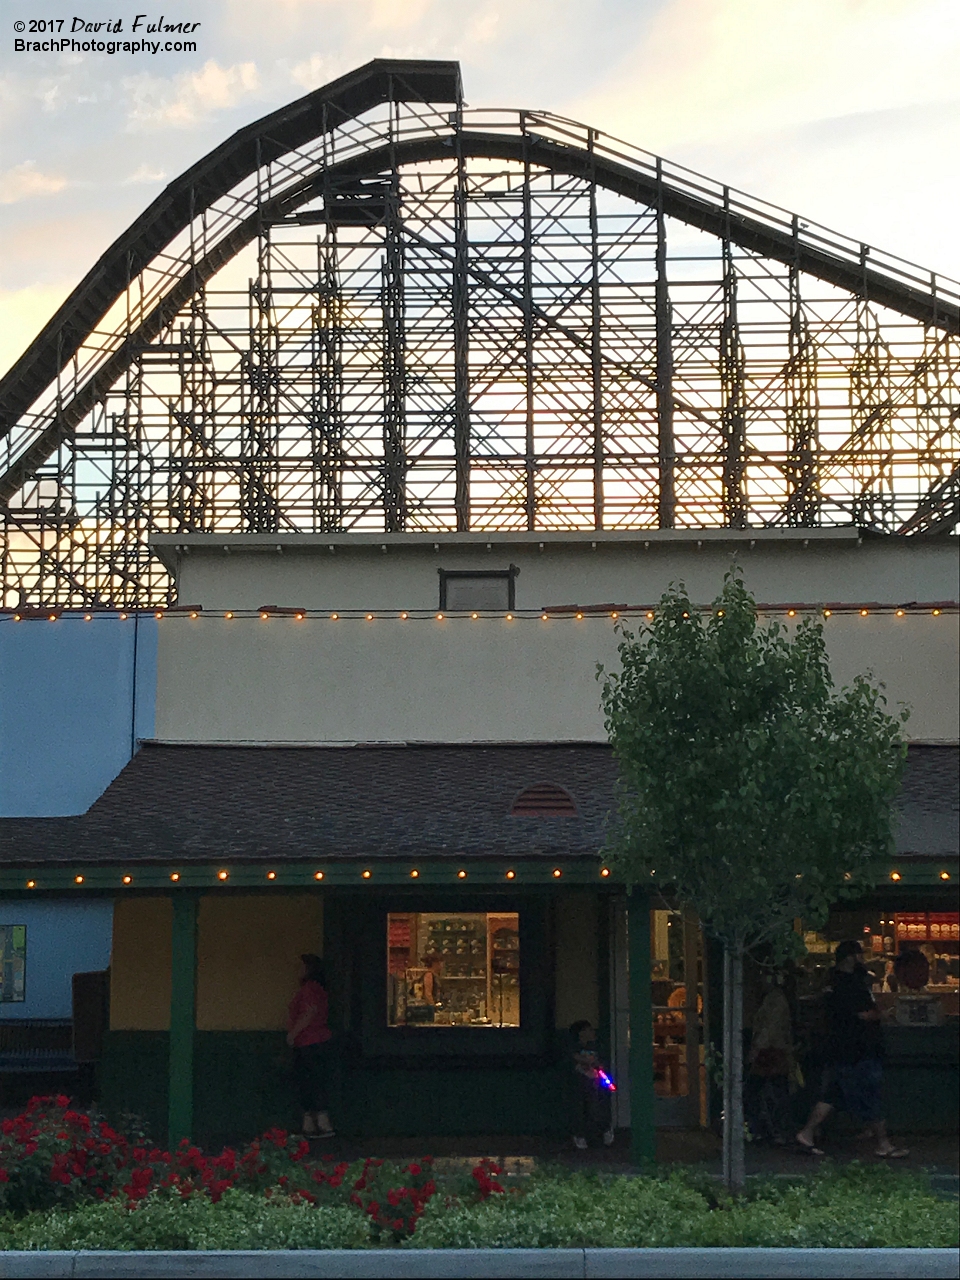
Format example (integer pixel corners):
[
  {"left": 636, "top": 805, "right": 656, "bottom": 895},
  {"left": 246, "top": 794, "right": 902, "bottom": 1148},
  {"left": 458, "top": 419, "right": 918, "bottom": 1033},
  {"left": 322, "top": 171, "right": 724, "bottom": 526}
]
[
  {"left": 266, "top": 871, "right": 276, "bottom": 880},
  {"left": 26, "top": 880, "right": 36, "bottom": 889},
  {"left": 939, "top": 871, "right": 950, "bottom": 880},
  {"left": 314, "top": 871, "right": 324, "bottom": 881},
  {"left": 217, "top": 870, "right": 229, "bottom": 881},
  {"left": 552, "top": 868, "right": 562, "bottom": 878},
  {"left": 505, "top": 870, "right": 516, "bottom": 880},
  {"left": 170, "top": 873, "right": 180, "bottom": 882},
  {"left": 122, "top": 875, "right": 132, "bottom": 885},
  {"left": 74, "top": 876, "right": 84, "bottom": 884},
  {"left": 890, "top": 871, "right": 901, "bottom": 881},
  {"left": 457, "top": 869, "right": 467, "bottom": 879},
  {"left": 362, "top": 869, "right": 372, "bottom": 879}
]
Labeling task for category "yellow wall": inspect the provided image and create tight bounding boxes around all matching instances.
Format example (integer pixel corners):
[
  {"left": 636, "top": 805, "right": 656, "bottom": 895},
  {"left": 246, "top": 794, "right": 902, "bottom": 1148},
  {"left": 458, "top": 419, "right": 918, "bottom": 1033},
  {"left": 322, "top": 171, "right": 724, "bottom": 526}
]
[
  {"left": 554, "top": 892, "right": 599, "bottom": 1029},
  {"left": 109, "top": 893, "right": 324, "bottom": 1032},
  {"left": 110, "top": 897, "right": 172, "bottom": 1031},
  {"left": 196, "top": 893, "right": 323, "bottom": 1031}
]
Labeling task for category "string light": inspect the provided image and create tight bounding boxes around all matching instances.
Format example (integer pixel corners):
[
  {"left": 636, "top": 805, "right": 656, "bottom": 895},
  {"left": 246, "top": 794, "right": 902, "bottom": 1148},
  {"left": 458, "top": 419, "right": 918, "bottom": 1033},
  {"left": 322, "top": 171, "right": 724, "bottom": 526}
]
[
  {"left": 26, "top": 880, "right": 36, "bottom": 889},
  {"left": 314, "top": 871, "right": 324, "bottom": 881},
  {"left": 541, "top": 613, "right": 548, "bottom": 621},
  {"left": 13, "top": 614, "right": 21, "bottom": 621},
  {"left": 896, "top": 609, "right": 905, "bottom": 617},
  {"left": 646, "top": 611, "right": 654, "bottom": 620},
  {"left": 787, "top": 609, "right": 796, "bottom": 618},
  {"left": 266, "top": 871, "right": 276, "bottom": 880},
  {"left": 119, "top": 613, "right": 128, "bottom": 621},
  {"left": 400, "top": 612, "right": 408, "bottom": 620},
  {"left": 74, "top": 876, "right": 84, "bottom": 884},
  {"left": 860, "top": 608, "right": 869, "bottom": 617},
  {"left": 457, "top": 869, "right": 467, "bottom": 879},
  {"left": 295, "top": 612, "right": 305, "bottom": 621},
  {"left": 122, "top": 875, "right": 132, "bottom": 885},
  {"left": 682, "top": 611, "right": 690, "bottom": 619},
  {"left": 575, "top": 612, "right": 583, "bottom": 620},
  {"left": 890, "top": 871, "right": 901, "bottom": 882},
  {"left": 48, "top": 614, "right": 58, "bottom": 622},
  {"left": 932, "top": 608, "right": 942, "bottom": 616},
  {"left": 189, "top": 611, "right": 199, "bottom": 620},
  {"left": 552, "top": 868, "right": 562, "bottom": 878},
  {"left": 224, "top": 611, "right": 234, "bottom": 620},
  {"left": 409, "top": 869, "right": 419, "bottom": 878},
  {"left": 260, "top": 611, "right": 269, "bottom": 620},
  {"left": 471, "top": 612, "right": 479, "bottom": 620},
  {"left": 716, "top": 610, "right": 724, "bottom": 618},
  {"left": 505, "top": 870, "right": 516, "bottom": 880},
  {"left": 362, "top": 869, "right": 372, "bottom": 879},
  {"left": 217, "top": 870, "right": 229, "bottom": 881},
  {"left": 84, "top": 614, "right": 92, "bottom": 622},
  {"left": 823, "top": 609, "right": 832, "bottom": 618},
  {"left": 170, "top": 873, "right": 180, "bottom": 882},
  {"left": 365, "top": 613, "right": 374, "bottom": 621},
  {"left": 331, "top": 613, "right": 339, "bottom": 620},
  {"left": 610, "top": 611, "right": 618, "bottom": 619},
  {"left": 436, "top": 612, "right": 444, "bottom": 621},
  {"left": 155, "top": 611, "right": 164, "bottom": 620},
  {"left": 505, "top": 613, "right": 513, "bottom": 621},
  {"left": 600, "top": 867, "right": 610, "bottom": 878},
  {"left": 940, "top": 871, "right": 951, "bottom": 881}
]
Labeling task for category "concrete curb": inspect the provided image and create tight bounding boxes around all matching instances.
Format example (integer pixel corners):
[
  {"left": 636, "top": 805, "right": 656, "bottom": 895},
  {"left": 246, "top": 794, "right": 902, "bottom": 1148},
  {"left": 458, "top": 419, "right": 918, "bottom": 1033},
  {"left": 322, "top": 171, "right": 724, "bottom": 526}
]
[{"left": 1, "top": 1250, "right": 958, "bottom": 1279}]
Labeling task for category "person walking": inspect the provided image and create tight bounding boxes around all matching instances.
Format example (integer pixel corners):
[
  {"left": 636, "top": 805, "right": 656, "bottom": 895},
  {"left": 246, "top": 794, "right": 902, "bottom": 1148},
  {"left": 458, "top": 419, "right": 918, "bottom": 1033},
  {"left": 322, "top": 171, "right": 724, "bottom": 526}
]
[
  {"left": 795, "top": 940, "right": 907, "bottom": 1159},
  {"left": 286, "top": 953, "right": 335, "bottom": 1138},
  {"left": 745, "top": 971, "right": 794, "bottom": 1144}
]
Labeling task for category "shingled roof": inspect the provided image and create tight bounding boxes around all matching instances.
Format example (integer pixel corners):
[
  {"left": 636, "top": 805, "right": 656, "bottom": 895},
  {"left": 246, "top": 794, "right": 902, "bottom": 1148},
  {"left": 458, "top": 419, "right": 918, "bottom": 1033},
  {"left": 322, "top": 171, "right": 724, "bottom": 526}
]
[{"left": 0, "top": 743, "right": 954, "bottom": 867}]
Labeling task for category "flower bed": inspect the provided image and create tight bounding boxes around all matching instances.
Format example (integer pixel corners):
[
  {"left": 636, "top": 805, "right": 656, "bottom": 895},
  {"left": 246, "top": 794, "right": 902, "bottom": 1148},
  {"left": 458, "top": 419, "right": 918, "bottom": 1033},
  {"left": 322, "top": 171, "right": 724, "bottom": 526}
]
[{"left": 1, "top": 1098, "right": 956, "bottom": 1251}]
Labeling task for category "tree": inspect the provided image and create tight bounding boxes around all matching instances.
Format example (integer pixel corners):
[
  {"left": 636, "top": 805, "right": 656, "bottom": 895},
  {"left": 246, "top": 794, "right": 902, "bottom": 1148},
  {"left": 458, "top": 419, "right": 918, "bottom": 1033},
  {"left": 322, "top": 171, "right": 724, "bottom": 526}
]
[{"left": 599, "top": 571, "right": 906, "bottom": 1191}]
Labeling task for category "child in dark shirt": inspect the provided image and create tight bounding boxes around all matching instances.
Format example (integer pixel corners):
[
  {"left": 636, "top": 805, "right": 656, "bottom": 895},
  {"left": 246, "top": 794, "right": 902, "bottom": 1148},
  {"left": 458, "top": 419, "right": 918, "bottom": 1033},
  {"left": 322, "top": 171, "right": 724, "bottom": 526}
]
[{"left": 569, "top": 1020, "right": 615, "bottom": 1150}]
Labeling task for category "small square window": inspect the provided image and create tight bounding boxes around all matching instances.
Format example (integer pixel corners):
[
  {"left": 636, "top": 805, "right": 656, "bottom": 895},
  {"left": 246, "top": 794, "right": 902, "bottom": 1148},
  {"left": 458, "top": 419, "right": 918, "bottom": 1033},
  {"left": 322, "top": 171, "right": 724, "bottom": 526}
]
[
  {"left": 387, "top": 912, "right": 520, "bottom": 1027},
  {"left": 439, "top": 567, "right": 517, "bottom": 611}
]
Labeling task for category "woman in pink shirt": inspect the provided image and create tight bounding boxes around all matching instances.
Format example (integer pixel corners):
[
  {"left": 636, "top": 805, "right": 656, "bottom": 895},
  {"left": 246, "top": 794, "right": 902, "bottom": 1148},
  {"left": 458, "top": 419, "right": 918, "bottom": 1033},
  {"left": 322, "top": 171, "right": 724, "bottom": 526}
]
[{"left": 286, "top": 953, "right": 334, "bottom": 1137}]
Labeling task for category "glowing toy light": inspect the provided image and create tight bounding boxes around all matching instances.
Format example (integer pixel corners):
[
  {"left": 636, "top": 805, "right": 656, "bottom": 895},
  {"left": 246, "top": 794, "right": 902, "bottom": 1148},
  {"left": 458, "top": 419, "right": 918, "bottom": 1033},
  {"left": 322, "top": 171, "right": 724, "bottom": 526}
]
[{"left": 597, "top": 1069, "right": 617, "bottom": 1092}]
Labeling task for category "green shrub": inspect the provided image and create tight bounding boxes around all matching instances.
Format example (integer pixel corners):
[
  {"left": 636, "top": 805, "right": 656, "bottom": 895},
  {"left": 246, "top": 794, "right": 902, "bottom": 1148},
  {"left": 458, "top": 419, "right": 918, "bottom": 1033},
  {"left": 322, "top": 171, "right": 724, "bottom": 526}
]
[{"left": 2, "top": 1190, "right": 369, "bottom": 1251}]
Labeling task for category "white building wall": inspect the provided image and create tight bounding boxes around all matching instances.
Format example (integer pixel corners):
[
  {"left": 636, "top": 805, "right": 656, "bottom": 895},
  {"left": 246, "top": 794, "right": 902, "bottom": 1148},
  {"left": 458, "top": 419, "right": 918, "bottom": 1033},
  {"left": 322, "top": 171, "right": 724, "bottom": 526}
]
[{"left": 152, "top": 531, "right": 959, "bottom": 745}]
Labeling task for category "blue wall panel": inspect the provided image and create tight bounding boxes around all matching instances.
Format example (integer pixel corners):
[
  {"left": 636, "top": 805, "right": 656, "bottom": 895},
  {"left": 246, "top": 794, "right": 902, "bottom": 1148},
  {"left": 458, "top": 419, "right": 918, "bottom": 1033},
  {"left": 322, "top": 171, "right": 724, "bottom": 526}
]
[
  {"left": 0, "top": 614, "right": 157, "bottom": 817},
  {"left": 0, "top": 898, "right": 114, "bottom": 1019}
]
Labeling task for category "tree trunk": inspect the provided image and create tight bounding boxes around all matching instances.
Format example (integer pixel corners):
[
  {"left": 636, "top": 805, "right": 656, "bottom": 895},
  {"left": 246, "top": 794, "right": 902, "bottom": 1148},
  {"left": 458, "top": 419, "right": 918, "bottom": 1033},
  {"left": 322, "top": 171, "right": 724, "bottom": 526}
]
[{"left": 721, "top": 945, "right": 745, "bottom": 1194}]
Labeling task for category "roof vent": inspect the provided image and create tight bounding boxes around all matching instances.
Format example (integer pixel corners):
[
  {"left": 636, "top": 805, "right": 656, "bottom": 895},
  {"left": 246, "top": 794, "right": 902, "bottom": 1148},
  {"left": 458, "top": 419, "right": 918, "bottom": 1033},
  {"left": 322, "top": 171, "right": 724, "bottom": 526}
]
[{"left": 510, "top": 783, "right": 578, "bottom": 818}]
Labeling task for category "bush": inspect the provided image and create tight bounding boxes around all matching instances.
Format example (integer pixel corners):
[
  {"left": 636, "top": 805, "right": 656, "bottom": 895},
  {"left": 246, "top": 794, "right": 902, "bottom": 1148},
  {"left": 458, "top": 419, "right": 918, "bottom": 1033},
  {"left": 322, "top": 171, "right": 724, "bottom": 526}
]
[{"left": 1, "top": 1189, "right": 369, "bottom": 1251}]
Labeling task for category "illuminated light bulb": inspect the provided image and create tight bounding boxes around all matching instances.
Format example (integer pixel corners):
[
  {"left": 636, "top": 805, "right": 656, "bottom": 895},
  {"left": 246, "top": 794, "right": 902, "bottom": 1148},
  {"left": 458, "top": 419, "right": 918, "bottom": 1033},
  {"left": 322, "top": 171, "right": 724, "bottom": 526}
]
[
  {"left": 170, "top": 873, "right": 180, "bottom": 882},
  {"left": 365, "top": 613, "right": 374, "bottom": 621},
  {"left": 224, "top": 611, "right": 234, "bottom": 620},
  {"left": 119, "top": 613, "right": 128, "bottom": 621},
  {"left": 646, "top": 611, "right": 654, "bottom": 620},
  {"left": 787, "top": 610, "right": 796, "bottom": 618},
  {"left": 457, "top": 869, "right": 467, "bottom": 879},
  {"left": 400, "top": 612, "right": 408, "bottom": 620},
  {"left": 48, "top": 614, "right": 58, "bottom": 622},
  {"left": 650, "top": 870, "right": 656, "bottom": 876},
  {"left": 331, "top": 613, "right": 339, "bottom": 620},
  {"left": 716, "top": 610, "right": 724, "bottom": 618},
  {"left": 13, "top": 614, "right": 21, "bottom": 622},
  {"left": 84, "top": 615, "right": 92, "bottom": 622},
  {"left": 217, "top": 870, "right": 229, "bottom": 881},
  {"left": 505, "top": 613, "right": 513, "bottom": 621},
  {"left": 552, "top": 868, "right": 562, "bottom": 878},
  {"left": 26, "top": 880, "right": 36, "bottom": 889},
  {"left": 74, "top": 876, "right": 84, "bottom": 884},
  {"left": 940, "top": 871, "right": 951, "bottom": 880},
  {"left": 860, "top": 609, "right": 869, "bottom": 617},
  {"left": 600, "top": 867, "right": 610, "bottom": 878},
  {"left": 362, "top": 869, "right": 372, "bottom": 879},
  {"left": 932, "top": 608, "right": 942, "bottom": 616},
  {"left": 409, "top": 869, "right": 419, "bottom": 878},
  {"left": 189, "top": 611, "right": 199, "bottom": 620},
  {"left": 314, "top": 871, "right": 324, "bottom": 881},
  {"left": 505, "top": 870, "right": 516, "bottom": 880},
  {"left": 436, "top": 612, "right": 444, "bottom": 621},
  {"left": 471, "top": 612, "right": 479, "bottom": 620},
  {"left": 889, "top": 871, "right": 901, "bottom": 882},
  {"left": 575, "top": 612, "right": 583, "bottom": 620},
  {"left": 155, "top": 611, "right": 164, "bottom": 620},
  {"left": 122, "top": 875, "right": 132, "bottom": 885},
  {"left": 541, "top": 613, "right": 548, "bottom": 621},
  {"left": 610, "top": 611, "right": 618, "bottom": 620},
  {"left": 682, "top": 612, "right": 690, "bottom": 619},
  {"left": 295, "top": 613, "right": 305, "bottom": 621},
  {"left": 823, "top": 609, "right": 832, "bottom": 618},
  {"left": 266, "top": 871, "right": 276, "bottom": 880},
  {"left": 843, "top": 872, "right": 852, "bottom": 881},
  {"left": 260, "top": 612, "right": 269, "bottom": 620},
  {"left": 896, "top": 609, "right": 905, "bottom": 617}
]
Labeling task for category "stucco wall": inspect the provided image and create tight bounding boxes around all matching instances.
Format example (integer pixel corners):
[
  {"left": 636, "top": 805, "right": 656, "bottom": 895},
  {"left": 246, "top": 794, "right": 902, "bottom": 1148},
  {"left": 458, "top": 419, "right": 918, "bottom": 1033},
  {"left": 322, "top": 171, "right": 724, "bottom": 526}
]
[
  {"left": 110, "top": 897, "right": 172, "bottom": 1031},
  {"left": 153, "top": 533, "right": 958, "bottom": 746}
]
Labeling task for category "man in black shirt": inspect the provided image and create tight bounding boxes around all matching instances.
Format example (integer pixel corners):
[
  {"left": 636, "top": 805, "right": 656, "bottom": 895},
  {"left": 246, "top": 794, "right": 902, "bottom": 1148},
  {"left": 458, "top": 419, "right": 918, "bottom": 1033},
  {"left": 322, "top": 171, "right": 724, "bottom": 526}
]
[{"left": 796, "top": 940, "right": 908, "bottom": 1158}]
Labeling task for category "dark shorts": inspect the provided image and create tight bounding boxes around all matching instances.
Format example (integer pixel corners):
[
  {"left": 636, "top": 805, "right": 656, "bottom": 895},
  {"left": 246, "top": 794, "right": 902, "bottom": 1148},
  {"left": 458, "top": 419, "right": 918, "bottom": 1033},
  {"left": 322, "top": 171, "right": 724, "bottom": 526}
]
[
  {"left": 293, "top": 1040, "right": 334, "bottom": 1112},
  {"left": 824, "top": 1057, "right": 883, "bottom": 1123}
]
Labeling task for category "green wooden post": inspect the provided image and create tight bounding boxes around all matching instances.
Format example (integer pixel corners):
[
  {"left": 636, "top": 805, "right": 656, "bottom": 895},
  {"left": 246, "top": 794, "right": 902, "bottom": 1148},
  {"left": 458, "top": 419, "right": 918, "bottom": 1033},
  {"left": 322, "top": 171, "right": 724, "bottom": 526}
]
[
  {"left": 168, "top": 892, "right": 198, "bottom": 1147},
  {"left": 628, "top": 888, "right": 655, "bottom": 1167}
]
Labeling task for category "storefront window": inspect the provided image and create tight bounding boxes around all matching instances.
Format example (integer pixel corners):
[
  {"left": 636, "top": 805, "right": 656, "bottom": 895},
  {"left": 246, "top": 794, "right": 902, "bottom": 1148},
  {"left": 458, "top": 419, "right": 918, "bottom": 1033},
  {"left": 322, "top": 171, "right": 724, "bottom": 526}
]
[
  {"left": 0, "top": 925, "right": 26, "bottom": 1002},
  {"left": 387, "top": 912, "right": 520, "bottom": 1027}
]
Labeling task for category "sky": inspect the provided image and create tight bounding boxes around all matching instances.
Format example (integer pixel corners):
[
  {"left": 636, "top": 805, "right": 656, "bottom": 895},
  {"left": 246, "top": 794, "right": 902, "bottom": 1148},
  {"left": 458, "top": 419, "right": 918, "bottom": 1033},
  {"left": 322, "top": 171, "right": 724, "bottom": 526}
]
[{"left": 1, "top": 0, "right": 958, "bottom": 377}]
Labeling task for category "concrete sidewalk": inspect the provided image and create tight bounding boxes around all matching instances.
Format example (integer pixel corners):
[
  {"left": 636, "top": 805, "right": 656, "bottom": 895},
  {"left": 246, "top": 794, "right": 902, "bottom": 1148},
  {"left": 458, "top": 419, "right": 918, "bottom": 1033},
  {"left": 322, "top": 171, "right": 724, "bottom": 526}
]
[{"left": 1, "top": 1250, "right": 958, "bottom": 1279}]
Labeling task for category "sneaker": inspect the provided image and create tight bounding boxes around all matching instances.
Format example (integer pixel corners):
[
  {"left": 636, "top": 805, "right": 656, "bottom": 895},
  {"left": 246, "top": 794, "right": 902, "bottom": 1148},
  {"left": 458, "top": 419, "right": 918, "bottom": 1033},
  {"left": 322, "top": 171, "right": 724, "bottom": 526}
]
[
  {"left": 301, "top": 1112, "right": 317, "bottom": 1135},
  {"left": 573, "top": 1136, "right": 588, "bottom": 1150},
  {"left": 602, "top": 1128, "right": 615, "bottom": 1146}
]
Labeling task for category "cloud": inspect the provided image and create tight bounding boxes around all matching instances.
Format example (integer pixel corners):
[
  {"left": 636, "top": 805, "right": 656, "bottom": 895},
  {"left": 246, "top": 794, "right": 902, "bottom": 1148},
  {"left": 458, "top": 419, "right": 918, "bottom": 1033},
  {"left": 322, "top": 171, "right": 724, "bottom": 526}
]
[
  {"left": 0, "top": 162, "right": 68, "bottom": 205},
  {"left": 123, "top": 163, "right": 168, "bottom": 185},
  {"left": 124, "top": 59, "right": 261, "bottom": 128}
]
